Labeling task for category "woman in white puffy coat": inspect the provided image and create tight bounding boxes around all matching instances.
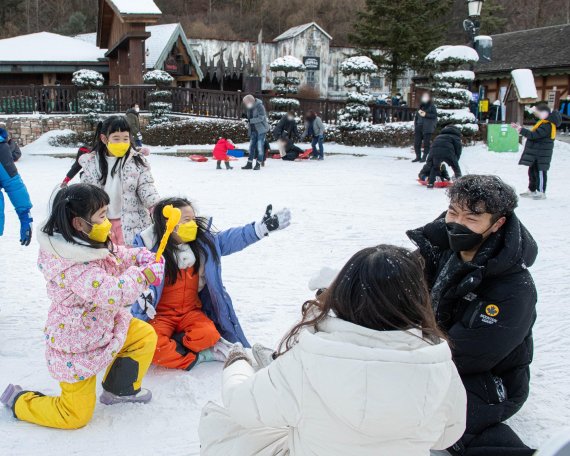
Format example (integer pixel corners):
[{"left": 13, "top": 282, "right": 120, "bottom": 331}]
[{"left": 199, "top": 245, "right": 467, "bottom": 456}]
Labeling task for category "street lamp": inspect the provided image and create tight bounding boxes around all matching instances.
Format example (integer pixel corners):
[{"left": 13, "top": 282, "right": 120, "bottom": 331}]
[
  {"left": 463, "top": 0, "right": 484, "bottom": 42},
  {"left": 467, "top": 0, "right": 484, "bottom": 18}
]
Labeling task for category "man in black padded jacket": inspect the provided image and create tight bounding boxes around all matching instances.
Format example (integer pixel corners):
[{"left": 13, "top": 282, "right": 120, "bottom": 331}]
[{"left": 407, "top": 175, "right": 537, "bottom": 456}]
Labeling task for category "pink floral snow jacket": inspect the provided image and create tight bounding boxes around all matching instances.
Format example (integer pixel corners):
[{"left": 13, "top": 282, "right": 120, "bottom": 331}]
[
  {"left": 79, "top": 150, "right": 160, "bottom": 246},
  {"left": 37, "top": 229, "right": 151, "bottom": 383}
]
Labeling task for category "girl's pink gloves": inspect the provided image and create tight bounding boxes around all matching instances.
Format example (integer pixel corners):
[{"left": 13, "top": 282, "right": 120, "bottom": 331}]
[{"left": 136, "top": 249, "right": 165, "bottom": 286}]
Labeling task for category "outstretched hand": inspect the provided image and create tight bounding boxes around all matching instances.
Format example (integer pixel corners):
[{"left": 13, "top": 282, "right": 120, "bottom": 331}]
[{"left": 255, "top": 204, "right": 291, "bottom": 238}]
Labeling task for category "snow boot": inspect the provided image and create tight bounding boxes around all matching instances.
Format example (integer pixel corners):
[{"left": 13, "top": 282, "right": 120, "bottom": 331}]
[
  {"left": 212, "top": 338, "right": 241, "bottom": 362},
  {"left": 427, "top": 183, "right": 435, "bottom": 189},
  {"left": 533, "top": 192, "right": 546, "bottom": 200},
  {"left": 242, "top": 161, "right": 253, "bottom": 170},
  {"left": 225, "top": 161, "right": 233, "bottom": 170},
  {"left": 99, "top": 388, "right": 152, "bottom": 405},
  {"left": 412, "top": 157, "right": 421, "bottom": 163},
  {"left": 252, "top": 344, "right": 275, "bottom": 369},
  {"left": 216, "top": 161, "right": 222, "bottom": 170},
  {"left": 253, "top": 161, "right": 261, "bottom": 170},
  {"left": 1, "top": 384, "right": 23, "bottom": 408}
]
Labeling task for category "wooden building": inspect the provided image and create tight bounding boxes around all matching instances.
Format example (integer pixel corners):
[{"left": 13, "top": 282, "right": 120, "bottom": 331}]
[
  {"left": 97, "top": 0, "right": 162, "bottom": 85},
  {"left": 475, "top": 24, "right": 570, "bottom": 105}
]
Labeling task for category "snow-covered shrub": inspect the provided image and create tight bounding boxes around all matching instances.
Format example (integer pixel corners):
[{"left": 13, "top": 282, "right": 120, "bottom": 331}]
[
  {"left": 269, "top": 56, "right": 305, "bottom": 121},
  {"left": 338, "top": 56, "right": 378, "bottom": 131},
  {"left": 144, "top": 70, "right": 174, "bottom": 125},
  {"left": 72, "top": 69, "right": 105, "bottom": 124},
  {"left": 143, "top": 118, "right": 249, "bottom": 146},
  {"left": 426, "top": 45, "right": 479, "bottom": 135},
  {"left": 49, "top": 130, "right": 95, "bottom": 148},
  {"left": 326, "top": 122, "right": 415, "bottom": 147}
]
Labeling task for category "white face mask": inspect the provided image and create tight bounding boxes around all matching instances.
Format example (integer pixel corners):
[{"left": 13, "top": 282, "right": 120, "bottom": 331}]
[
  {"left": 134, "top": 107, "right": 140, "bottom": 113},
  {"left": 421, "top": 96, "right": 430, "bottom": 103},
  {"left": 287, "top": 116, "right": 294, "bottom": 121},
  {"left": 245, "top": 104, "right": 253, "bottom": 110}
]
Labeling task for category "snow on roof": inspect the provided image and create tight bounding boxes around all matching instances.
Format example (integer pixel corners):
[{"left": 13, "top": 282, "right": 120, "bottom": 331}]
[
  {"left": 0, "top": 32, "right": 105, "bottom": 62},
  {"left": 73, "top": 24, "right": 202, "bottom": 78},
  {"left": 144, "top": 23, "right": 180, "bottom": 68},
  {"left": 273, "top": 22, "right": 332, "bottom": 42},
  {"left": 108, "top": 0, "right": 161, "bottom": 15},
  {"left": 511, "top": 69, "right": 538, "bottom": 100}
]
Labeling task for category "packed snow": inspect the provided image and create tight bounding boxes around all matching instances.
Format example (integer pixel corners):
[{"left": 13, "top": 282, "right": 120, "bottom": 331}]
[
  {"left": 434, "top": 71, "right": 476, "bottom": 82},
  {"left": 109, "top": 0, "right": 162, "bottom": 15},
  {"left": 512, "top": 69, "right": 539, "bottom": 101},
  {"left": 0, "top": 32, "right": 105, "bottom": 62},
  {"left": 1, "top": 137, "right": 569, "bottom": 455}
]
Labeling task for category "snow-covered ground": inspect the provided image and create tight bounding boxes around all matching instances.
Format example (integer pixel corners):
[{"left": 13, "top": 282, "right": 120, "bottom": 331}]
[{"left": 1, "top": 138, "right": 569, "bottom": 455}]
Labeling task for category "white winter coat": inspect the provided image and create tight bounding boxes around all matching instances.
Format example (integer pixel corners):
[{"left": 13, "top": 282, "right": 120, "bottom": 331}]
[
  {"left": 200, "top": 316, "right": 466, "bottom": 456},
  {"left": 79, "top": 150, "right": 160, "bottom": 245}
]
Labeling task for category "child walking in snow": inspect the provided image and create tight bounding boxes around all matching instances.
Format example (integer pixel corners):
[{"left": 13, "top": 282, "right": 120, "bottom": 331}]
[
  {"left": 512, "top": 104, "right": 562, "bottom": 200},
  {"left": 199, "top": 245, "right": 466, "bottom": 455},
  {"left": 0, "top": 183, "right": 163, "bottom": 429},
  {"left": 80, "top": 116, "right": 159, "bottom": 246},
  {"left": 212, "top": 138, "right": 235, "bottom": 170},
  {"left": 131, "top": 197, "right": 291, "bottom": 370}
]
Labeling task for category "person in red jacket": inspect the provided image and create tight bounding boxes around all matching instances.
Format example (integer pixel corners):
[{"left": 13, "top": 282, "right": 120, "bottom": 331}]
[
  {"left": 213, "top": 138, "right": 235, "bottom": 170},
  {"left": 61, "top": 146, "right": 91, "bottom": 187}
]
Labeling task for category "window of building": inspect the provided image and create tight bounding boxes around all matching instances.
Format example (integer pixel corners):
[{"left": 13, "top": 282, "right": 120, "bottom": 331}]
[
  {"left": 307, "top": 71, "right": 316, "bottom": 86},
  {"left": 370, "top": 76, "right": 383, "bottom": 89}
]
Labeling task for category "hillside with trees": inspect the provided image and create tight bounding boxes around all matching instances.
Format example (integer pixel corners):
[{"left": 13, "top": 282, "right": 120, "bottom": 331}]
[{"left": 0, "top": 0, "right": 567, "bottom": 45}]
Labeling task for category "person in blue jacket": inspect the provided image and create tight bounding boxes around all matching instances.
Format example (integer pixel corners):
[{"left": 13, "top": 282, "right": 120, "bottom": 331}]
[
  {"left": 131, "top": 197, "right": 291, "bottom": 370},
  {"left": 0, "top": 128, "right": 33, "bottom": 246}
]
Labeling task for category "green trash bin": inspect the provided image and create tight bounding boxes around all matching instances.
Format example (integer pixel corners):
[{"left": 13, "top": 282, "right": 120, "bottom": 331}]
[{"left": 487, "top": 124, "right": 519, "bottom": 153}]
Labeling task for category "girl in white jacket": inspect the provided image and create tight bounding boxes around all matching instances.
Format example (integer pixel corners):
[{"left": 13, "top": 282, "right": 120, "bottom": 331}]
[{"left": 199, "top": 245, "right": 467, "bottom": 456}]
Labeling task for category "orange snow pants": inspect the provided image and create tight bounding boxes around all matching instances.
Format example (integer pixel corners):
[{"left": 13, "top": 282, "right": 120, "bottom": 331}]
[{"left": 149, "top": 267, "right": 220, "bottom": 370}]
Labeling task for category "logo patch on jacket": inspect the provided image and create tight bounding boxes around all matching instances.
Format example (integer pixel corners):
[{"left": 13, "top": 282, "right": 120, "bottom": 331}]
[{"left": 485, "top": 304, "right": 499, "bottom": 317}]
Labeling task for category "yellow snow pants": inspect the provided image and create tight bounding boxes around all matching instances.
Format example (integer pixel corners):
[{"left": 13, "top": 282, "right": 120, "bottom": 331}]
[{"left": 14, "top": 318, "right": 157, "bottom": 429}]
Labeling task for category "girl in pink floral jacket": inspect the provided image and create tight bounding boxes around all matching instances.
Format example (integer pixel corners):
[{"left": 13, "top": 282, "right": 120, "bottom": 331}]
[{"left": 1, "top": 183, "right": 164, "bottom": 430}]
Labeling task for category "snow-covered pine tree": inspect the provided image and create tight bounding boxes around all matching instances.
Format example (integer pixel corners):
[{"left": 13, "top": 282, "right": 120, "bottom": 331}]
[
  {"left": 143, "top": 70, "right": 174, "bottom": 125},
  {"left": 269, "top": 56, "right": 305, "bottom": 121},
  {"left": 425, "top": 45, "right": 479, "bottom": 135},
  {"left": 72, "top": 69, "right": 105, "bottom": 124},
  {"left": 338, "top": 56, "right": 378, "bottom": 131}
]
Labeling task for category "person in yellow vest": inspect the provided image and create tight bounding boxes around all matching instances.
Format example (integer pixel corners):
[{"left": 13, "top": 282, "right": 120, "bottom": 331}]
[{"left": 511, "top": 104, "right": 562, "bottom": 200}]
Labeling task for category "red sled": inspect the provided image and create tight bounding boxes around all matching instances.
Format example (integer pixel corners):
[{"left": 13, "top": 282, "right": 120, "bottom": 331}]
[
  {"left": 298, "top": 149, "right": 313, "bottom": 160},
  {"left": 417, "top": 179, "right": 453, "bottom": 188},
  {"left": 189, "top": 155, "right": 208, "bottom": 162},
  {"left": 271, "top": 153, "right": 282, "bottom": 159}
]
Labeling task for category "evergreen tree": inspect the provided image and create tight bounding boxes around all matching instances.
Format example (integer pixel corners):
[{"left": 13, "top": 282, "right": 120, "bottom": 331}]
[
  {"left": 350, "top": 0, "right": 453, "bottom": 94},
  {"left": 480, "top": 0, "right": 508, "bottom": 35},
  {"left": 56, "top": 12, "right": 89, "bottom": 36}
]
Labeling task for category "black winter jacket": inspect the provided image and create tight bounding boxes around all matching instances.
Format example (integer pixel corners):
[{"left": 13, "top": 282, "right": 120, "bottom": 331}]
[
  {"left": 407, "top": 213, "right": 537, "bottom": 434},
  {"left": 429, "top": 125, "right": 462, "bottom": 162},
  {"left": 273, "top": 116, "right": 299, "bottom": 141},
  {"left": 414, "top": 102, "right": 438, "bottom": 134},
  {"left": 519, "top": 111, "right": 562, "bottom": 171}
]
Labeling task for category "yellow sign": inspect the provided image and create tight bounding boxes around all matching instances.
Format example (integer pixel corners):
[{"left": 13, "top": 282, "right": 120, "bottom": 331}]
[{"left": 479, "top": 99, "right": 489, "bottom": 113}]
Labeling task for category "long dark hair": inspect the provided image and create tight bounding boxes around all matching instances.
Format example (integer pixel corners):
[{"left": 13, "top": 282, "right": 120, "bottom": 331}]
[
  {"left": 277, "top": 245, "right": 446, "bottom": 355},
  {"left": 152, "top": 197, "right": 220, "bottom": 285},
  {"left": 92, "top": 115, "right": 145, "bottom": 185},
  {"left": 42, "top": 183, "right": 113, "bottom": 250}
]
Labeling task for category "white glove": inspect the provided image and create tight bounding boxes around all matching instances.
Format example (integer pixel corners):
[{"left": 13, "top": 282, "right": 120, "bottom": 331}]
[
  {"left": 308, "top": 266, "right": 339, "bottom": 291},
  {"left": 254, "top": 204, "right": 291, "bottom": 238},
  {"left": 137, "top": 289, "right": 156, "bottom": 319}
]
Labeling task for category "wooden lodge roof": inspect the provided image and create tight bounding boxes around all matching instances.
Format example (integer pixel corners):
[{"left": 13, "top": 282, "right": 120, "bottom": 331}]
[{"left": 476, "top": 24, "right": 570, "bottom": 77}]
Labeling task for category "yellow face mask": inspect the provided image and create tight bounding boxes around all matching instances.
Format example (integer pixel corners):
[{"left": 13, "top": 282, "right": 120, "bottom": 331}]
[
  {"left": 83, "top": 218, "right": 112, "bottom": 243},
  {"left": 176, "top": 220, "right": 198, "bottom": 243},
  {"left": 106, "top": 142, "right": 131, "bottom": 158}
]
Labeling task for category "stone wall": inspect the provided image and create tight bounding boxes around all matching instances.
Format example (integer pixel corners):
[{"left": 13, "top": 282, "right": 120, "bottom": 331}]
[{"left": 0, "top": 114, "right": 151, "bottom": 146}]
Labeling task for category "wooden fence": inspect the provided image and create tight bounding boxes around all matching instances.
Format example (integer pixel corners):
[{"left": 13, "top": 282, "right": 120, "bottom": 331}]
[{"left": 0, "top": 85, "right": 415, "bottom": 125}]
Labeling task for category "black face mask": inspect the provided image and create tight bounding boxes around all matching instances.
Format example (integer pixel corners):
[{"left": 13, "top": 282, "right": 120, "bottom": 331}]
[{"left": 446, "top": 222, "right": 490, "bottom": 253}]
